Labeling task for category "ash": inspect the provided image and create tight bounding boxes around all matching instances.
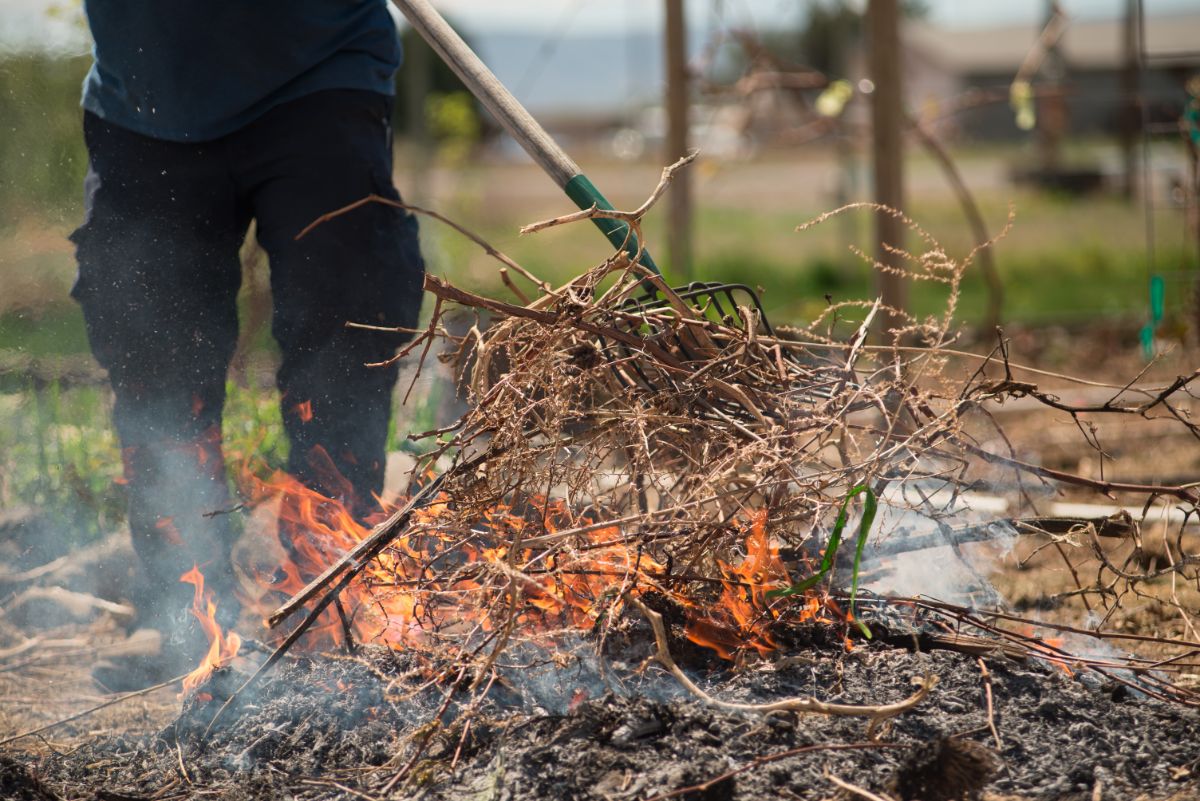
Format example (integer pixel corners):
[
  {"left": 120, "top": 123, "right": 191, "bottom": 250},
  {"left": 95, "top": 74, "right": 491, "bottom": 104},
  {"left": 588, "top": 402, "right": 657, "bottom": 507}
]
[{"left": 19, "top": 635, "right": 1200, "bottom": 801}]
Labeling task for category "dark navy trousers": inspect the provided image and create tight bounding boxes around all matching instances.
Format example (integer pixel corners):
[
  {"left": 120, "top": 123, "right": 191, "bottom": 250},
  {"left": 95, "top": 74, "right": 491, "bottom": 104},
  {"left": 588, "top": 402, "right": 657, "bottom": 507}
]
[{"left": 71, "top": 89, "right": 425, "bottom": 625}]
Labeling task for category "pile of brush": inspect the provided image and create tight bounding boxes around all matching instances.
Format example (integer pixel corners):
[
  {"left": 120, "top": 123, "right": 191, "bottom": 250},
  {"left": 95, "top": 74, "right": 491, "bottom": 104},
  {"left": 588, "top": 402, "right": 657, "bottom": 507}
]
[
  {"left": 261, "top": 191, "right": 1198, "bottom": 713},
  {"left": 420, "top": 204, "right": 992, "bottom": 548}
]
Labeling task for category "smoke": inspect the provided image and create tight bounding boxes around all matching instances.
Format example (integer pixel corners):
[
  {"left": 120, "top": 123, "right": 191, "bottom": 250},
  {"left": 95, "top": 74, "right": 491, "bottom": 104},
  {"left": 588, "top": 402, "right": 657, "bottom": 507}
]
[
  {"left": 484, "top": 636, "right": 688, "bottom": 715},
  {"left": 858, "top": 478, "right": 1018, "bottom": 609}
]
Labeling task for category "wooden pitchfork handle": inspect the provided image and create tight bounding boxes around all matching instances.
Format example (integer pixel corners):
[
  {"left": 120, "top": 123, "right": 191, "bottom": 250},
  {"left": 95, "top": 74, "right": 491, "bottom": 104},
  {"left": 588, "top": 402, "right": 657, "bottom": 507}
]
[{"left": 389, "top": 0, "right": 662, "bottom": 276}]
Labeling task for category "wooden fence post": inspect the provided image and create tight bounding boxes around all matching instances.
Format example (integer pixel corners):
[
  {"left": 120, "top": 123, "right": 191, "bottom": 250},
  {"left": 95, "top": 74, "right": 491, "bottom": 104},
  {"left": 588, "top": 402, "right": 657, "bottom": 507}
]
[
  {"left": 867, "top": 0, "right": 908, "bottom": 339},
  {"left": 665, "top": 0, "right": 693, "bottom": 279}
]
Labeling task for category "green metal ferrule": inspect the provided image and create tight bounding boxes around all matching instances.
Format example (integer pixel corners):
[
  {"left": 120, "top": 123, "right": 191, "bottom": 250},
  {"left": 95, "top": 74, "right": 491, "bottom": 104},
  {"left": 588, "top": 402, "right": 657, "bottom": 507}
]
[{"left": 564, "top": 173, "right": 661, "bottom": 277}]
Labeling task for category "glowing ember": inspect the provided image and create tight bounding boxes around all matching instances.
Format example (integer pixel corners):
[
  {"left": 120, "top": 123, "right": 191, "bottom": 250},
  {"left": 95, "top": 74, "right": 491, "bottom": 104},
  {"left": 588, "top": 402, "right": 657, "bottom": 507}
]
[
  {"left": 155, "top": 517, "right": 184, "bottom": 546},
  {"left": 1019, "top": 626, "right": 1075, "bottom": 676},
  {"left": 179, "top": 565, "right": 242, "bottom": 696}
]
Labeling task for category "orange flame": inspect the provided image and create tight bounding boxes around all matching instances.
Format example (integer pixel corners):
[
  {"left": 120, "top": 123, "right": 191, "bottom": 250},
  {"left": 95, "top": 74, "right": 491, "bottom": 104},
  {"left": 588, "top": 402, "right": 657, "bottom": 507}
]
[
  {"left": 295, "top": 400, "right": 314, "bottom": 423},
  {"left": 1020, "top": 626, "right": 1075, "bottom": 676},
  {"left": 179, "top": 565, "right": 242, "bottom": 695},
  {"left": 682, "top": 511, "right": 807, "bottom": 658},
  {"left": 230, "top": 459, "right": 838, "bottom": 663}
]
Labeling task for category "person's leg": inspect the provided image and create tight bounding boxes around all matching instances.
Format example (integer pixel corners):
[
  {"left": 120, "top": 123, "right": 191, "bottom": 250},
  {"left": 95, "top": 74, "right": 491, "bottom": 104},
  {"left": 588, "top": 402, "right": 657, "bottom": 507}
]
[
  {"left": 235, "top": 90, "right": 424, "bottom": 521},
  {"left": 71, "top": 113, "right": 248, "bottom": 636}
]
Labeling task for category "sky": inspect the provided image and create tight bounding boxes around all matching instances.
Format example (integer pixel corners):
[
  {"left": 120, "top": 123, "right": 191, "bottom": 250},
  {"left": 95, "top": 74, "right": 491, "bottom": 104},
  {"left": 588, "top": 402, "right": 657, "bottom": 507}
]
[
  {"left": 4, "top": 0, "right": 1200, "bottom": 54},
  {"left": 2, "top": 0, "right": 1197, "bottom": 113},
  {"left": 427, "top": 0, "right": 1198, "bottom": 34}
]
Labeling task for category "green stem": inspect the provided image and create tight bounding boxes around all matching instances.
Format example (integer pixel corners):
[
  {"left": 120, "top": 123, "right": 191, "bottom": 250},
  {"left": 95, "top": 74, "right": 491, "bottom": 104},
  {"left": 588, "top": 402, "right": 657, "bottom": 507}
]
[{"left": 767, "top": 485, "right": 877, "bottom": 639}]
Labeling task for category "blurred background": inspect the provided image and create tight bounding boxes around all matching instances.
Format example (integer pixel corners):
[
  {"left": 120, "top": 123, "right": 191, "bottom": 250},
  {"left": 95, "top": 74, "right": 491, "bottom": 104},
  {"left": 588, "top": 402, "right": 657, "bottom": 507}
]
[{"left": 1, "top": 0, "right": 1198, "bottom": 551}]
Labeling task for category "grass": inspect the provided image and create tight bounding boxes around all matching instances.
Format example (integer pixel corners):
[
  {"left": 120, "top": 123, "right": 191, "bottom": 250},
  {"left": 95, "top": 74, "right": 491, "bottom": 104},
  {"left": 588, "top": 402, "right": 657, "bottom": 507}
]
[
  {"left": 0, "top": 379, "right": 122, "bottom": 547},
  {"left": 0, "top": 376, "right": 293, "bottom": 549},
  {"left": 0, "top": 48, "right": 1193, "bottom": 340},
  {"left": 429, "top": 186, "right": 1196, "bottom": 331},
  {"left": 2, "top": 139, "right": 1195, "bottom": 531},
  {"left": 2, "top": 194, "right": 1192, "bottom": 360},
  {"left": 0, "top": 306, "right": 90, "bottom": 358}
]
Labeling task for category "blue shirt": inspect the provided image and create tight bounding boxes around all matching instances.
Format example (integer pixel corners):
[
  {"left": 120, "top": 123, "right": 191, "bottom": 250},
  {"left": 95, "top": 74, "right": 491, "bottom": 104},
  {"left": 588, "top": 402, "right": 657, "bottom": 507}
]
[{"left": 81, "top": 1, "right": 401, "bottom": 142}]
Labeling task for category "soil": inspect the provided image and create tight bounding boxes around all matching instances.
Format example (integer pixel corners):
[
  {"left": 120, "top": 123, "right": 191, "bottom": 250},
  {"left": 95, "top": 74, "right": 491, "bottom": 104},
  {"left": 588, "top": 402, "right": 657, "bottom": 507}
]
[
  {"left": 5, "top": 603, "right": 1200, "bottom": 801},
  {"left": 3, "top": 325, "right": 1197, "bottom": 801}
]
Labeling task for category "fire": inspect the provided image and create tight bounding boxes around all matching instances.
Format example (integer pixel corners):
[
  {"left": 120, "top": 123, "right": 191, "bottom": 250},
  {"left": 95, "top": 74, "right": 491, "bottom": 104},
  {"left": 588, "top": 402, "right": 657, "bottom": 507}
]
[
  {"left": 228, "top": 460, "right": 842, "bottom": 664},
  {"left": 250, "top": 470, "right": 673, "bottom": 648},
  {"left": 179, "top": 565, "right": 242, "bottom": 696},
  {"left": 1015, "top": 624, "right": 1075, "bottom": 676},
  {"left": 245, "top": 468, "right": 427, "bottom": 648},
  {"left": 295, "top": 400, "right": 314, "bottom": 423},
  {"left": 681, "top": 512, "right": 833, "bottom": 659}
]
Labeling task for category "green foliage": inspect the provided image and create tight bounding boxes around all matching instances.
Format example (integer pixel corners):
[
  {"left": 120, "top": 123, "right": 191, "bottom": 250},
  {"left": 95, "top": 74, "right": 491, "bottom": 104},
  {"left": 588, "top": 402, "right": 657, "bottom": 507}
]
[
  {"left": 0, "top": 374, "right": 294, "bottom": 546},
  {"left": 0, "top": 307, "right": 90, "bottom": 361},
  {"left": 0, "top": 379, "right": 123, "bottom": 545},
  {"left": 760, "top": 1, "right": 929, "bottom": 76},
  {"left": 222, "top": 379, "right": 289, "bottom": 483},
  {"left": 796, "top": 1, "right": 863, "bottom": 75},
  {"left": 427, "top": 91, "right": 482, "bottom": 164},
  {"left": 0, "top": 54, "right": 90, "bottom": 220},
  {"left": 767, "top": 485, "right": 876, "bottom": 638},
  {"left": 391, "top": 23, "right": 483, "bottom": 137}
]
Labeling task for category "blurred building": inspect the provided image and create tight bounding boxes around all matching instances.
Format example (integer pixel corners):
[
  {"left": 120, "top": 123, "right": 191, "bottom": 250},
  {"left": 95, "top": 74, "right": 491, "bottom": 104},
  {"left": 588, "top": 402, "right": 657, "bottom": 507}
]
[{"left": 906, "top": 11, "right": 1200, "bottom": 142}]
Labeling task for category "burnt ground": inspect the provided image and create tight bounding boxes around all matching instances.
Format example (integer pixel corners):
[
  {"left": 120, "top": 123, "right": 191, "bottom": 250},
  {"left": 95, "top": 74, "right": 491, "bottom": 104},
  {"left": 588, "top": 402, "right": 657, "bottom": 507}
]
[
  {"left": 4, "top": 608, "right": 1200, "bottom": 801},
  {"left": 2, "top": 328, "right": 1198, "bottom": 800}
]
